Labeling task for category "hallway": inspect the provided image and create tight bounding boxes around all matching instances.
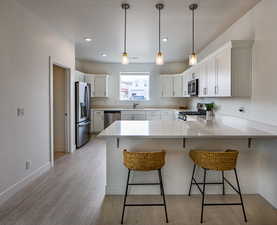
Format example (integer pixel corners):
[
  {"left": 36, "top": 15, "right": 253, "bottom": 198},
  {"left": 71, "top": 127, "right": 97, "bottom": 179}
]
[{"left": 0, "top": 138, "right": 276, "bottom": 225}]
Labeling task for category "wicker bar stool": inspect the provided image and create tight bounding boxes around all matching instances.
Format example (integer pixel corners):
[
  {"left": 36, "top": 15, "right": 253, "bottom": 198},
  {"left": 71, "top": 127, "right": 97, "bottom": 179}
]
[
  {"left": 121, "top": 150, "right": 168, "bottom": 224},
  {"left": 188, "top": 149, "right": 247, "bottom": 223}
]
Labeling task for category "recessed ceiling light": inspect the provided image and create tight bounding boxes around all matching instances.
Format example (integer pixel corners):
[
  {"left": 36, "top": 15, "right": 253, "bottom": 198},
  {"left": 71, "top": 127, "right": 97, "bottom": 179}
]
[
  {"left": 162, "top": 37, "right": 168, "bottom": 43},
  {"left": 84, "top": 37, "right": 92, "bottom": 42},
  {"left": 101, "top": 53, "right": 107, "bottom": 57}
]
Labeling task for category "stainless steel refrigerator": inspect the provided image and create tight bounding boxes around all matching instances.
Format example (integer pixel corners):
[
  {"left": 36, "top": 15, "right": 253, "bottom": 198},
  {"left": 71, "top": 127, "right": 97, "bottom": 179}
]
[{"left": 75, "top": 82, "right": 91, "bottom": 148}]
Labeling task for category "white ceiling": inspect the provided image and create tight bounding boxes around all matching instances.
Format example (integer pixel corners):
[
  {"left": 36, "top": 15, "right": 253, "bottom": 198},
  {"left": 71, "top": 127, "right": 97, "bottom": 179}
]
[{"left": 16, "top": 0, "right": 260, "bottom": 63}]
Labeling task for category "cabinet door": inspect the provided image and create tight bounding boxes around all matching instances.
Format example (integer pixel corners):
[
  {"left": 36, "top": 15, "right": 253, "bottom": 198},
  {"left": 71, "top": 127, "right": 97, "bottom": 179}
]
[
  {"left": 173, "top": 75, "right": 183, "bottom": 97},
  {"left": 215, "top": 47, "right": 231, "bottom": 97},
  {"left": 93, "top": 111, "right": 104, "bottom": 132},
  {"left": 199, "top": 62, "right": 208, "bottom": 97},
  {"left": 161, "top": 111, "right": 174, "bottom": 120},
  {"left": 146, "top": 111, "right": 161, "bottom": 120},
  {"left": 207, "top": 57, "right": 217, "bottom": 97},
  {"left": 94, "top": 76, "right": 108, "bottom": 97},
  {"left": 160, "top": 76, "right": 173, "bottom": 97},
  {"left": 75, "top": 71, "right": 84, "bottom": 82},
  {"left": 84, "top": 75, "right": 95, "bottom": 97},
  {"left": 121, "top": 112, "right": 133, "bottom": 120},
  {"left": 133, "top": 112, "right": 146, "bottom": 120}
]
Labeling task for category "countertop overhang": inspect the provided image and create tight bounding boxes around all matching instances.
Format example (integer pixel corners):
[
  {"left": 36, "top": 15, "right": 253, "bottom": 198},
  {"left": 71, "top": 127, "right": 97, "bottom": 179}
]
[{"left": 98, "top": 115, "right": 277, "bottom": 139}]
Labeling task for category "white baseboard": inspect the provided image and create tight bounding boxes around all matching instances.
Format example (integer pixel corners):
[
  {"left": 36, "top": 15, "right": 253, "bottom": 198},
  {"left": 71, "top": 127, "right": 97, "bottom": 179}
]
[{"left": 0, "top": 162, "right": 51, "bottom": 206}]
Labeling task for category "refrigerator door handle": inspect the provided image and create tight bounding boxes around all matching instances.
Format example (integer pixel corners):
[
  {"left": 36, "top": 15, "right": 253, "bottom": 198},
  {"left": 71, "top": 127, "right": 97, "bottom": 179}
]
[{"left": 78, "top": 121, "right": 91, "bottom": 127}]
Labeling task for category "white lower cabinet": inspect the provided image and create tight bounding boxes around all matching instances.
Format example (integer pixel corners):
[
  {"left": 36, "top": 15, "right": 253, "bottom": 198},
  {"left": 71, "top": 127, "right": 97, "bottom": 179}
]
[
  {"left": 93, "top": 110, "right": 104, "bottom": 132},
  {"left": 121, "top": 111, "right": 146, "bottom": 120},
  {"left": 146, "top": 111, "right": 161, "bottom": 120},
  {"left": 161, "top": 111, "right": 175, "bottom": 120}
]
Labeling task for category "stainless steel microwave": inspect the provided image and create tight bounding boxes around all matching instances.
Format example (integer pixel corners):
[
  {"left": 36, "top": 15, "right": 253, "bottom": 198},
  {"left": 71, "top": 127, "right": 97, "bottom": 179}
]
[{"left": 188, "top": 79, "right": 199, "bottom": 96}]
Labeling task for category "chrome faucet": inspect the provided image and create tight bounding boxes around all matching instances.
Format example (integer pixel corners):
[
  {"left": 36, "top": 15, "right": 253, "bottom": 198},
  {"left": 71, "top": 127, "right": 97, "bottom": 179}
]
[{"left": 133, "top": 103, "right": 139, "bottom": 109}]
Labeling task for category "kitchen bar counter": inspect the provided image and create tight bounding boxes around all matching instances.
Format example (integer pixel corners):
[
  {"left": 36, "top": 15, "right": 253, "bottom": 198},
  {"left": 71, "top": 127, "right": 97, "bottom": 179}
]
[
  {"left": 92, "top": 107, "right": 181, "bottom": 111},
  {"left": 99, "top": 115, "right": 277, "bottom": 201},
  {"left": 98, "top": 115, "right": 277, "bottom": 138}
]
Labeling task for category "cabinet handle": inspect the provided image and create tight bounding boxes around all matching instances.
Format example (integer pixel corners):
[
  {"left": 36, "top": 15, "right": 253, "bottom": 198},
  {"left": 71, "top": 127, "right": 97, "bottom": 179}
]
[{"left": 214, "top": 86, "right": 217, "bottom": 94}]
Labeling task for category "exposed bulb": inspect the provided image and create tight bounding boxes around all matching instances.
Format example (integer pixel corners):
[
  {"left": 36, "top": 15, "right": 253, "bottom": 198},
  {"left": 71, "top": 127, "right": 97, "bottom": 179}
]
[
  {"left": 122, "top": 52, "right": 129, "bottom": 65},
  {"left": 189, "top": 53, "right": 197, "bottom": 66},
  {"left": 156, "top": 52, "right": 164, "bottom": 65}
]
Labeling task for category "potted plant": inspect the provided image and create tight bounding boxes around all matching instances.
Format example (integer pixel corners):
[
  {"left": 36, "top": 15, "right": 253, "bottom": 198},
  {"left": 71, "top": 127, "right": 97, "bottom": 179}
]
[{"left": 205, "top": 103, "right": 214, "bottom": 120}]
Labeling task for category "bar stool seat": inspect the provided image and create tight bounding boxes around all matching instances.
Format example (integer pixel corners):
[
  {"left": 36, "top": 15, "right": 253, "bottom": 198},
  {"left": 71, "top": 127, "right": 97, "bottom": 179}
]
[
  {"left": 121, "top": 150, "right": 168, "bottom": 224},
  {"left": 188, "top": 149, "right": 247, "bottom": 223}
]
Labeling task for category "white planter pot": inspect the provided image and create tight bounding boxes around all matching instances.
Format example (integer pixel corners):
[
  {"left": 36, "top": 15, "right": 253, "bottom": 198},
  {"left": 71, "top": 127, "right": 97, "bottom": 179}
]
[{"left": 206, "top": 111, "right": 213, "bottom": 120}]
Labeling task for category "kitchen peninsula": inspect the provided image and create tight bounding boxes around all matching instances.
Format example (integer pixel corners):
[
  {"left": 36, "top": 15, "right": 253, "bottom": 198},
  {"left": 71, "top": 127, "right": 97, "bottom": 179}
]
[{"left": 98, "top": 115, "right": 277, "bottom": 206}]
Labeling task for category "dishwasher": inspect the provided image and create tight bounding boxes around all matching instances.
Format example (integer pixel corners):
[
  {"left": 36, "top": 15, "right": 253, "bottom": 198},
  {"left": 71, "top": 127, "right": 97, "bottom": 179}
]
[{"left": 104, "top": 111, "right": 121, "bottom": 128}]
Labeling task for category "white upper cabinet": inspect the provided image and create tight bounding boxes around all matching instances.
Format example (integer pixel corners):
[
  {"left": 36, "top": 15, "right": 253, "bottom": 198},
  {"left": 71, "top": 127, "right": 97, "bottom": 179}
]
[
  {"left": 75, "top": 70, "right": 85, "bottom": 82},
  {"left": 160, "top": 74, "right": 184, "bottom": 97},
  {"left": 173, "top": 75, "right": 183, "bottom": 97},
  {"left": 215, "top": 46, "right": 231, "bottom": 97},
  {"left": 160, "top": 75, "right": 173, "bottom": 97},
  {"left": 197, "top": 40, "right": 253, "bottom": 98},
  {"left": 94, "top": 76, "right": 108, "bottom": 97},
  {"left": 84, "top": 74, "right": 109, "bottom": 97}
]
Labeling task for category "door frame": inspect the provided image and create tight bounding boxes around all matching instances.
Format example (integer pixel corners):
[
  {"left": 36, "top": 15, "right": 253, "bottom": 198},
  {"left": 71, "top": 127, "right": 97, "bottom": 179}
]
[{"left": 49, "top": 56, "right": 72, "bottom": 167}]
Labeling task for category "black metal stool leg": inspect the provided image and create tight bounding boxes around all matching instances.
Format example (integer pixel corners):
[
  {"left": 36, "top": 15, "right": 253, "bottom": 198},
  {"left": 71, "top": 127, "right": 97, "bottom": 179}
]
[
  {"left": 188, "top": 164, "right": 196, "bottom": 196},
  {"left": 121, "top": 169, "right": 131, "bottom": 224},
  {"left": 158, "top": 169, "right": 169, "bottom": 223},
  {"left": 222, "top": 171, "right": 225, "bottom": 195},
  {"left": 200, "top": 168, "right": 207, "bottom": 224},
  {"left": 234, "top": 168, "right": 247, "bottom": 222}
]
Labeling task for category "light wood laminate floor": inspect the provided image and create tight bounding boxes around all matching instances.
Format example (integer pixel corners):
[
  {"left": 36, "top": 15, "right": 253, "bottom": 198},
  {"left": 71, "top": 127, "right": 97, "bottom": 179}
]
[{"left": 0, "top": 137, "right": 276, "bottom": 225}]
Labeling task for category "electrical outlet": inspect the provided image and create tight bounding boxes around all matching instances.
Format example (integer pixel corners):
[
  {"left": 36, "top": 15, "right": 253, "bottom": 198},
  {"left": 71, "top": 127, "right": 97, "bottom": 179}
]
[
  {"left": 26, "top": 160, "right": 31, "bottom": 170},
  {"left": 17, "top": 108, "right": 25, "bottom": 117},
  {"left": 239, "top": 107, "right": 245, "bottom": 113}
]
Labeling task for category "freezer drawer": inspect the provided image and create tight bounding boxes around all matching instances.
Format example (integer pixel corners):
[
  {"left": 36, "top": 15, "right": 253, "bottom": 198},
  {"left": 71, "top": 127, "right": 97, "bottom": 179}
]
[{"left": 76, "top": 120, "right": 91, "bottom": 148}]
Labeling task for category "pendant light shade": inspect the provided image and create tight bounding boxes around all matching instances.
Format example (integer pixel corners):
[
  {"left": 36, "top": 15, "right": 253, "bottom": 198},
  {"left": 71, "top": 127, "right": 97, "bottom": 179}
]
[
  {"left": 122, "top": 3, "right": 130, "bottom": 65},
  {"left": 156, "top": 3, "right": 164, "bottom": 65},
  {"left": 156, "top": 52, "right": 164, "bottom": 65},
  {"left": 189, "top": 4, "right": 198, "bottom": 66}
]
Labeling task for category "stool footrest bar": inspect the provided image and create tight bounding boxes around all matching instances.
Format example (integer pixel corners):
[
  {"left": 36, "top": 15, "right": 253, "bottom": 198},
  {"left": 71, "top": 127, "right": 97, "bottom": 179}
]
[
  {"left": 204, "top": 203, "right": 242, "bottom": 206},
  {"left": 192, "top": 182, "right": 223, "bottom": 185},
  {"left": 125, "top": 203, "right": 165, "bottom": 206},
  {"left": 128, "top": 183, "right": 160, "bottom": 185}
]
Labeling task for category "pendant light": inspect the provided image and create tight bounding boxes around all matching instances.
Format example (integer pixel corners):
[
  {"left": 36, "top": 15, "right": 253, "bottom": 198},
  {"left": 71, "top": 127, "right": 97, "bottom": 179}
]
[
  {"left": 121, "top": 3, "right": 130, "bottom": 64},
  {"left": 155, "top": 3, "right": 164, "bottom": 65},
  {"left": 189, "top": 3, "right": 198, "bottom": 66}
]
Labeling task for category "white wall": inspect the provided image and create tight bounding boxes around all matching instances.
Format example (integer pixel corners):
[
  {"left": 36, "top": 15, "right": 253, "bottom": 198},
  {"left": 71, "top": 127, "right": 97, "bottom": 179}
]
[
  {"left": 77, "top": 60, "right": 189, "bottom": 108},
  {"left": 190, "top": 0, "right": 277, "bottom": 207},
  {"left": 0, "top": 0, "right": 75, "bottom": 203}
]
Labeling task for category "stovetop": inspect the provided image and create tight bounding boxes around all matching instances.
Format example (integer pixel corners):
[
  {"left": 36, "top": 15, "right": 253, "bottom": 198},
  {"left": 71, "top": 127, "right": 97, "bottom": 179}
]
[{"left": 179, "top": 110, "right": 206, "bottom": 116}]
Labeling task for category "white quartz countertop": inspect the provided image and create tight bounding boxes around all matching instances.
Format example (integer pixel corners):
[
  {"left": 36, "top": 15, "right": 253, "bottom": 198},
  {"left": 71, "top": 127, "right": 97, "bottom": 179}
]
[
  {"left": 98, "top": 115, "right": 277, "bottom": 138},
  {"left": 91, "top": 108, "right": 181, "bottom": 111}
]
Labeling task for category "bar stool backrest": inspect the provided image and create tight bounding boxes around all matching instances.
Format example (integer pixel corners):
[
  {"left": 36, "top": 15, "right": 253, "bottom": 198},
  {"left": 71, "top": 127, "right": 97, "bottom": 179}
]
[
  {"left": 123, "top": 150, "right": 166, "bottom": 171},
  {"left": 189, "top": 150, "right": 239, "bottom": 171}
]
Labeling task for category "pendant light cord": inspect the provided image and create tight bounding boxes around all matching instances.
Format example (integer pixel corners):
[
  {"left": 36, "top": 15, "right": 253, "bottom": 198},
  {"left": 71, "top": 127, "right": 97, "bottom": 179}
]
[
  {"left": 159, "top": 7, "right": 161, "bottom": 53},
  {"left": 192, "top": 8, "right": 194, "bottom": 54},
  {"left": 124, "top": 7, "right": 127, "bottom": 53}
]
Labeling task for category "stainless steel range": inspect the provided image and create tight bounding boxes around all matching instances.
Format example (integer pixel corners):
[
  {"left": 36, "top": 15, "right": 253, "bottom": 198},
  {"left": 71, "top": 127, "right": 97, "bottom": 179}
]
[{"left": 178, "top": 103, "right": 207, "bottom": 121}]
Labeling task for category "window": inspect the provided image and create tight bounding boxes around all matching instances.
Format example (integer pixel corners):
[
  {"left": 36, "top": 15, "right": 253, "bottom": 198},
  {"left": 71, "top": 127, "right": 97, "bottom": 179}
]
[{"left": 120, "top": 72, "right": 150, "bottom": 101}]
